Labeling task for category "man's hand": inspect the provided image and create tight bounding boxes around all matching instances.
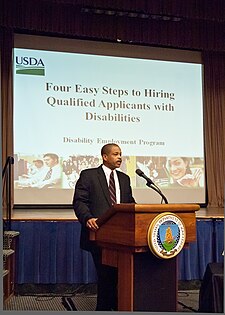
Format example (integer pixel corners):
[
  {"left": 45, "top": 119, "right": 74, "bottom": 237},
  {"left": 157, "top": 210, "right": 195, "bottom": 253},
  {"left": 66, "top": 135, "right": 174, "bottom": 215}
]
[{"left": 86, "top": 218, "right": 99, "bottom": 231}]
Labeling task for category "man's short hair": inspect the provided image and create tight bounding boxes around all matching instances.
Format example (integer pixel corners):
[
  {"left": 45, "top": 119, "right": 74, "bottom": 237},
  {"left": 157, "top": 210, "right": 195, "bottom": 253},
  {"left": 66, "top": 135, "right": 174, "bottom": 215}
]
[
  {"left": 101, "top": 143, "right": 119, "bottom": 156},
  {"left": 43, "top": 153, "right": 59, "bottom": 163}
]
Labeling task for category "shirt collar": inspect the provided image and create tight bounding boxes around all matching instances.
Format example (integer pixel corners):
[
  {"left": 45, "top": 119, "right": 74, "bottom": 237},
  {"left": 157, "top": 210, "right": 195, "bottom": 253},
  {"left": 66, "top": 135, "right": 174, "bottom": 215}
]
[{"left": 102, "top": 164, "right": 115, "bottom": 176}]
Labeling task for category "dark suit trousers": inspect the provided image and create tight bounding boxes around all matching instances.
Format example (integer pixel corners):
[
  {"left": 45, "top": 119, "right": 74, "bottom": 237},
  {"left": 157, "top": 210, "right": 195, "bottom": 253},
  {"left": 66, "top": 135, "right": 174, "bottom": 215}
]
[{"left": 91, "top": 246, "right": 118, "bottom": 311}]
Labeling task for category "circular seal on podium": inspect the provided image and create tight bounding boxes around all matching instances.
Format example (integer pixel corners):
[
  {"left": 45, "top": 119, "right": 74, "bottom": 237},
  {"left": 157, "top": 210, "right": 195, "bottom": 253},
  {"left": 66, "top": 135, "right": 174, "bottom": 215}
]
[{"left": 147, "top": 212, "right": 186, "bottom": 259}]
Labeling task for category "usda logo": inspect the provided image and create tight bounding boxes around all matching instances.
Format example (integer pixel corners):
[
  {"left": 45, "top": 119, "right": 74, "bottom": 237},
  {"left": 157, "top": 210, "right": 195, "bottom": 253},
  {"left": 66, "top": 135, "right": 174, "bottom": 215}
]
[
  {"left": 15, "top": 56, "right": 45, "bottom": 76},
  {"left": 147, "top": 212, "right": 186, "bottom": 259}
]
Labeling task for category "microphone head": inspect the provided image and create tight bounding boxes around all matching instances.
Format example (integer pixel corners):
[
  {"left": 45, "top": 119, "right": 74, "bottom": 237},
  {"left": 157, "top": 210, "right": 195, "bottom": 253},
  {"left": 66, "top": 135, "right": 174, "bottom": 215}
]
[
  {"left": 10, "top": 156, "right": 14, "bottom": 164},
  {"left": 136, "top": 169, "right": 143, "bottom": 176}
]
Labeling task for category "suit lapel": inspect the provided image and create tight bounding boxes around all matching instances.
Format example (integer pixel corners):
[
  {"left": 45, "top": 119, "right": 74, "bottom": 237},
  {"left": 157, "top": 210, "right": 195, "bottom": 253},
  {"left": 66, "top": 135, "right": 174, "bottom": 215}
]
[
  {"left": 97, "top": 166, "right": 112, "bottom": 206},
  {"left": 116, "top": 170, "right": 124, "bottom": 202}
]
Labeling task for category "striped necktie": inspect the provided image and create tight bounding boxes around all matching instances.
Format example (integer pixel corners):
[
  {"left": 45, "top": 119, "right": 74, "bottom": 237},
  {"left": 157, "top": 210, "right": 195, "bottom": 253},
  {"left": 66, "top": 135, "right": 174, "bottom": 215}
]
[
  {"left": 43, "top": 168, "right": 52, "bottom": 181},
  {"left": 109, "top": 171, "right": 117, "bottom": 205}
]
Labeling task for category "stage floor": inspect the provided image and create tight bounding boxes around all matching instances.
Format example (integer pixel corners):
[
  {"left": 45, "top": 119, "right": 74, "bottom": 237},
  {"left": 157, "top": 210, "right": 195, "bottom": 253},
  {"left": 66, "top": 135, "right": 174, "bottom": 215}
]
[{"left": 10, "top": 206, "right": 224, "bottom": 221}]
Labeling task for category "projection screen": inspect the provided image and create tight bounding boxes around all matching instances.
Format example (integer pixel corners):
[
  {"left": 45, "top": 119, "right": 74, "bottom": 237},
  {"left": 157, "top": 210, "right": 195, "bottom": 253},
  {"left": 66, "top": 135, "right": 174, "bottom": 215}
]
[{"left": 13, "top": 34, "right": 205, "bottom": 206}]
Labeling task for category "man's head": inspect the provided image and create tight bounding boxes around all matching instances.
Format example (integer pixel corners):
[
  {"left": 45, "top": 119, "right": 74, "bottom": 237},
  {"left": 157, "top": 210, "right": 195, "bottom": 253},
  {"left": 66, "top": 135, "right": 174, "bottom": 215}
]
[
  {"left": 43, "top": 153, "right": 59, "bottom": 168},
  {"left": 101, "top": 143, "right": 122, "bottom": 170}
]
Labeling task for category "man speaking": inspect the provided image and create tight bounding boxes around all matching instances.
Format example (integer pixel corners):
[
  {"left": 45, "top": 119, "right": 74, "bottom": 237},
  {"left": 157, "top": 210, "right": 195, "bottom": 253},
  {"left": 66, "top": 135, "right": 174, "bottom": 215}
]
[{"left": 73, "top": 143, "right": 135, "bottom": 311}]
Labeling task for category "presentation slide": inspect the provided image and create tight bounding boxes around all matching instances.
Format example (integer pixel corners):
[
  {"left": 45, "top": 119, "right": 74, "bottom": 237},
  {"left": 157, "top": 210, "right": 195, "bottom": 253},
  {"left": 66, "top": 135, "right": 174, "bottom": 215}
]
[{"left": 13, "top": 37, "right": 205, "bottom": 205}]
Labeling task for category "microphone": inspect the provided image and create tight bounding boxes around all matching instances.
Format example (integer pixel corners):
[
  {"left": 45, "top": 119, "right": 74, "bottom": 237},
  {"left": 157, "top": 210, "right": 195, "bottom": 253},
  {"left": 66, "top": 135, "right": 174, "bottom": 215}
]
[
  {"left": 135, "top": 169, "right": 154, "bottom": 185},
  {"left": 136, "top": 169, "right": 168, "bottom": 204}
]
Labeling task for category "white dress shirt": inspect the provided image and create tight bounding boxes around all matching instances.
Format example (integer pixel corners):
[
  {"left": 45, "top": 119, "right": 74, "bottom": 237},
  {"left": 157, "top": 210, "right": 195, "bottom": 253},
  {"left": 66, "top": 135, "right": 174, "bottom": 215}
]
[{"left": 102, "top": 165, "right": 121, "bottom": 204}]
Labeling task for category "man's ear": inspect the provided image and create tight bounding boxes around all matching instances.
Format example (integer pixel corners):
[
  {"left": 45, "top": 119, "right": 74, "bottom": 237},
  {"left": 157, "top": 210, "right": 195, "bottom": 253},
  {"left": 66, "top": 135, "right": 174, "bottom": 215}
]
[{"left": 102, "top": 154, "right": 107, "bottom": 162}]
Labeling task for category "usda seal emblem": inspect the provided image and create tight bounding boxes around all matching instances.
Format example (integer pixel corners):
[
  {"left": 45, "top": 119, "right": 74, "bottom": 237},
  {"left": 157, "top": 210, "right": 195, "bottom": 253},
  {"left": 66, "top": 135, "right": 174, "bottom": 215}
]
[{"left": 147, "top": 212, "right": 186, "bottom": 259}]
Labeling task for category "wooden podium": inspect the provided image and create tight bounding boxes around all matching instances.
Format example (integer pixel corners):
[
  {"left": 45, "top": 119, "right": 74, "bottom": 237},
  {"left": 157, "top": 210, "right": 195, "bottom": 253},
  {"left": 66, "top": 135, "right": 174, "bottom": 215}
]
[{"left": 90, "top": 203, "right": 200, "bottom": 312}]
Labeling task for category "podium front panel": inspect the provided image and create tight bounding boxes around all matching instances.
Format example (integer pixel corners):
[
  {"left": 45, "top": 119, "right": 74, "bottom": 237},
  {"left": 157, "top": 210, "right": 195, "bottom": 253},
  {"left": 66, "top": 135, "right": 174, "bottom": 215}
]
[{"left": 133, "top": 252, "right": 177, "bottom": 311}]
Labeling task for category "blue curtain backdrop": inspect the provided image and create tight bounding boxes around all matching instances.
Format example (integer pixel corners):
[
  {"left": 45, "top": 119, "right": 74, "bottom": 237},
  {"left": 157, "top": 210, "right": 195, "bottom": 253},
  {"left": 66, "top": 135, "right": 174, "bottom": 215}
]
[
  {"left": 11, "top": 219, "right": 224, "bottom": 284},
  {"left": 178, "top": 219, "right": 224, "bottom": 280},
  {"left": 12, "top": 221, "right": 97, "bottom": 284}
]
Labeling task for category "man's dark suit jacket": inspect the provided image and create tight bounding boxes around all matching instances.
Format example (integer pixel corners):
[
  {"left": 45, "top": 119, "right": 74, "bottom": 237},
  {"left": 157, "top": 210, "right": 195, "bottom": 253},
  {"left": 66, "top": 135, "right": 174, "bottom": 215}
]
[{"left": 73, "top": 165, "right": 135, "bottom": 251}]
